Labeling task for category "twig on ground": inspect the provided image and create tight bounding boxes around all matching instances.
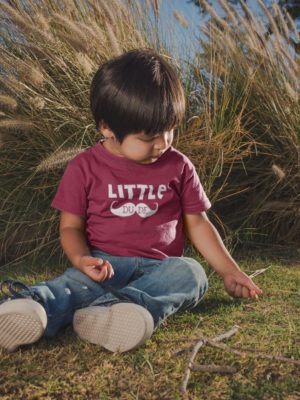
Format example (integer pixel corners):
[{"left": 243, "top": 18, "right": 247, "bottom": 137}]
[
  {"left": 180, "top": 325, "right": 239, "bottom": 396},
  {"left": 180, "top": 323, "right": 300, "bottom": 397},
  {"left": 206, "top": 340, "right": 300, "bottom": 366},
  {"left": 173, "top": 325, "right": 240, "bottom": 356},
  {"left": 191, "top": 364, "right": 237, "bottom": 374},
  {"left": 210, "top": 325, "right": 240, "bottom": 342}
]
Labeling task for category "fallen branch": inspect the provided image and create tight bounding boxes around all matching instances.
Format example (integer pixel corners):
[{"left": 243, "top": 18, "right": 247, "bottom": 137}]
[
  {"left": 180, "top": 325, "right": 239, "bottom": 396},
  {"left": 174, "top": 325, "right": 241, "bottom": 356},
  {"left": 206, "top": 339, "right": 300, "bottom": 366},
  {"left": 191, "top": 364, "right": 237, "bottom": 374},
  {"left": 180, "top": 324, "right": 300, "bottom": 397}
]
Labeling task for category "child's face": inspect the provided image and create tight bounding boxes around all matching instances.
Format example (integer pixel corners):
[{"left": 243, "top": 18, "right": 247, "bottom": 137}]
[
  {"left": 120, "top": 130, "right": 174, "bottom": 164},
  {"left": 101, "top": 125, "right": 174, "bottom": 164}
]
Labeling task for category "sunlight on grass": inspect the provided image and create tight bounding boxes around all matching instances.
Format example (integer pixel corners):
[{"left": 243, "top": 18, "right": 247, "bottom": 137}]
[{"left": 0, "top": 258, "right": 299, "bottom": 399}]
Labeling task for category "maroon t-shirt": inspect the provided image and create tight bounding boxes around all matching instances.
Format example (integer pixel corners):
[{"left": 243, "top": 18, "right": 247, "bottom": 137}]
[{"left": 51, "top": 141, "right": 211, "bottom": 260}]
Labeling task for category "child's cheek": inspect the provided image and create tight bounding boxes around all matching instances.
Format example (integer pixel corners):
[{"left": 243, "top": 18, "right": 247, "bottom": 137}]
[{"left": 132, "top": 143, "right": 150, "bottom": 158}]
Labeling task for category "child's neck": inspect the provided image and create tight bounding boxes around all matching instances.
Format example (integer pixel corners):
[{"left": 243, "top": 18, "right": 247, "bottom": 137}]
[{"left": 101, "top": 138, "right": 125, "bottom": 158}]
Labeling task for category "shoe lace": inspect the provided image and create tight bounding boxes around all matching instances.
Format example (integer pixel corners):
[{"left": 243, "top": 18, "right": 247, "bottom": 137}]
[{"left": 0, "top": 279, "right": 40, "bottom": 302}]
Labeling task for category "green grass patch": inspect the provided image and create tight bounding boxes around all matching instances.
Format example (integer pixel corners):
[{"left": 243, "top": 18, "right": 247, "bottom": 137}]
[{"left": 0, "top": 258, "right": 299, "bottom": 399}]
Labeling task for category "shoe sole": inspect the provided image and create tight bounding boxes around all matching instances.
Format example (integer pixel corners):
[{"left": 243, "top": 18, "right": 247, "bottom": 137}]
[
  {"left": 73, "top": 303, "right": 154, "bottom": 353},
  {"left": 0, "top": 299, "right": 47, "bottom": 352}
]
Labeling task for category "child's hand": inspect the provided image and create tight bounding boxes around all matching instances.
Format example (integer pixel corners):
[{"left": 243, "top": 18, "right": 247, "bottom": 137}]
[
  {"left": 223, "top": 270, "right": 263, "bottom": 299},
  {"left": 77, "top": 256, "right": 114, "bottom": 282}
]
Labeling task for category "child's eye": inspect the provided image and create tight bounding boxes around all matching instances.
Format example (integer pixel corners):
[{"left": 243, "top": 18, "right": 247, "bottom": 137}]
[{"left": 140, "top": 138, "right": 155, "bottom": 142}]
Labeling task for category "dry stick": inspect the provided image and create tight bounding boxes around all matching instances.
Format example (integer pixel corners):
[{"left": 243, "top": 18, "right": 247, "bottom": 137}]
[
  {"left": 180, "top": 340, "right": 205, "bottom": 397},
  {"left": 210, "top": 325, "right": 240, "bottom": 342},
  {"left": 180, "top": 334, "right": 300, "bottom": 367},
  {"left": 191, "top": 364, "right": 237, "bottom": 374},
  {"left": 249, "top": 266, "right": 272, "bottom": 299},
  {"left": 180, "top": 325, "right": 240, "bottom": 395},
  {"left": 181, "top": 266, "right": 276, "bottom": 394},
  {"left": 181, "top": 324, "right": 300, "bottom": 396},
  {"left": 175, "top": 268, "right": 268, "bottom": 357},
  {"left": 249, "top": 266, "right": 272, "bottom": 279},
  {"left": 206, "top": 340, "right": 300, "bottom": 366}
]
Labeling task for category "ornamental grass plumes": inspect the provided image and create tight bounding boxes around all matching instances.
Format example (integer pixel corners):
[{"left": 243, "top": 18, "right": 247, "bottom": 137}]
[
  {"left": 35, "top": 147, "right": 86, "bottom": 172},
  {"left": 0, "top": 95, "right": 17, "bottom": 111},
  {"left": 0, "top": 119, "right": 35, "bottom": 131},
  {"left": 183, "top": 0, "right": 299, "bottom": 248},
  {"left": 173, "top": 10, "right": 188, "bottom": 29},
  {"left": 0, "top": 0, "right": 299, "bottom": 266},
  {"left": 0, "top": 0, "right": 152, "bottom": 265}
]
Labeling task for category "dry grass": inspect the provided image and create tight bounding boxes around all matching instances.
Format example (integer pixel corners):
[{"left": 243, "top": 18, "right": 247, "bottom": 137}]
[
  {"left": 0, "top": 0, "right": 299, "bottom": 266},
  {"left": 0, "top": 0, "right": 166, "bottom": 265},
  {"left": 0, "top": 257, "right": 299, "bottom": 399},
  {"left": 177, "top": 0, "right": 300, "bottom": 248}
]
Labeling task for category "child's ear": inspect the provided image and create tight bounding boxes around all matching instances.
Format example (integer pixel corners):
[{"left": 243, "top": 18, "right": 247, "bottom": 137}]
[
  {"left": 99, "top": 121, "right": 116, "bottom": 140},
  {"left": 100, "top": 120, "right": 109, "bottom": 130},
  {"left": 99, "top": 120, "right": 108, "bottom": 132}
]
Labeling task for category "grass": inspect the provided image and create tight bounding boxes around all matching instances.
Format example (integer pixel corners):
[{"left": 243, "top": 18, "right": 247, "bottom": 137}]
[
  {"left": 0, "top": 256, "right": 299, "bottom": 399},
  {"left": 0, "top": 2, "right": 298, "bottom": 396}
]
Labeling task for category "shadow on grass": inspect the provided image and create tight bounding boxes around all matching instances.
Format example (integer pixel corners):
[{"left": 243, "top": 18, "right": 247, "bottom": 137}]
[{"left": 189, "top": 296, "right": 243, "bottom": 316}]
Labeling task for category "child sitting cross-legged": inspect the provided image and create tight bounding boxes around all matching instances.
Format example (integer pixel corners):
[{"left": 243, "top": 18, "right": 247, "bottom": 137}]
[{"left": 0, "top": 49, "right": 263, "bottom": 353}]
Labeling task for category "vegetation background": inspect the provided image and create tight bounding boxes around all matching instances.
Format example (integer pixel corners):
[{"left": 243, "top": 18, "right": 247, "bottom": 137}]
[
  {"left": 0, "top": 0, "right": 300, "bottom": 264},
  {"left": 0, "top": 0, "right": 299, "bottom": 398},
  {"left": 0, "top": 0, "right": 299, "bottom": 267}
]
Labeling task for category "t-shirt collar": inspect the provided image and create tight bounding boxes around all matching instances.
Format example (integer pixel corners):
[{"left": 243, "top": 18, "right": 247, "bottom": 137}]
[{"left": 96, "top": 139, "right": 172, "bottom": 171}]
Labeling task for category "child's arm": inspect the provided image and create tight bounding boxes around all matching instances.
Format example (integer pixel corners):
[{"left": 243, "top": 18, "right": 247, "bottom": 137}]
[
  {"left": 59, "top": 211, "right": 114, "bottom": 282},
  {"left": 183, "top": 212, "right": 263, "bottom": 299}
]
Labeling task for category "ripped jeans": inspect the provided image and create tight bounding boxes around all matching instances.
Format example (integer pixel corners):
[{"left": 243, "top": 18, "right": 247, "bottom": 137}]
[{"left": 20, "top": 249, "right": 208, "bottom": 337}]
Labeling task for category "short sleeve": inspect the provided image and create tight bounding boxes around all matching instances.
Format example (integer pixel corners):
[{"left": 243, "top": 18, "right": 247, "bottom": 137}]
[
  {"left": 51, "top": 159, "right": 87, "bottom": 217},
  {"left": 180, "top": 159, "right": 211, "bottom": 213}
]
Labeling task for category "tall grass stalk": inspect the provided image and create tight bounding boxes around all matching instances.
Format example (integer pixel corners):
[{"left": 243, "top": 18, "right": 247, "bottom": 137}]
[
  {"left": 0, "top": 0, "right": 299, "bottom": 267},
  {"left": 185, "top": 0, "right": 299, "bottom": 248},
  {"left": 0, "top": 0, "right": 162, "bottom": 266}
]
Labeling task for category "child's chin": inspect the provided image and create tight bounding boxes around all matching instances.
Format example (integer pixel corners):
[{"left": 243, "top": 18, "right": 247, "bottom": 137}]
[{"left": 141, "top": 157, "right": 158, "bottom": 164}]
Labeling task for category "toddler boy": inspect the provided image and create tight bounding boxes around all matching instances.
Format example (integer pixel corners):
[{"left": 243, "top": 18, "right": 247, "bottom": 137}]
[{"left": 0, "top": 49, "right": 262, "bottom": 353}]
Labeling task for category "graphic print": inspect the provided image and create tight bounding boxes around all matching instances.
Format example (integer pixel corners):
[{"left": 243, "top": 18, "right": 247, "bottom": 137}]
[
  {"left": 110, "top": 202, "right": 159, "bottom": 218},
  {"left": 107, "top": 183, "right": 167, "bottom": 218}
]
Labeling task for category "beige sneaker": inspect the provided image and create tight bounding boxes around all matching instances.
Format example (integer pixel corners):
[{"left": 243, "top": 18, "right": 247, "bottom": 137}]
[
  {"left": 0, "top": 299, "right": 47, "bottom": 352},
  {"left": 73, "top": 303, "right": 154, "bottom": 353}
]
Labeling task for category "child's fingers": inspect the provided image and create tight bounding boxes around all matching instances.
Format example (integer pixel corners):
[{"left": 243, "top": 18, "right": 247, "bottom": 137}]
[
  {"left": 242, "top": 282, "right": 261, "bottom": 299},
  {"left": 227, "top": 281, "right": 237, "bottom": 296},
  {"left": 95, "top": 268, "right": 108, "bottom": 282},
  {"left": 237, "top": 274, "right": 263, "bottom": 296},
  {"left": 92, "top": 264, "right": 108, "bottom": 280},
  {"left": 87, "top": 258, "right": 114, "bottom": 273},
  {"left": 245, "top": 280, "right": 263, "bottom": 295},
  {"left": 247, "top": 274, "right": 263, "bottom": 294},
  {"left": 81, "top": 256, "right": 104, "bottom": 267},
  {"left": 249, "top": 281, "right": 263, "bottom": 294},
  {"left": 242, "top": 287, "right": 250, "bottom": 298},
  {"left": 234, "top": 284, "right": 243, "bottom": 298},
  {"left": 93, "top": 260, "right": 114, "bottom": 280},
  {"left": 100, "top": 265, "right": 109, "bottom": 280},
  {"left": 250, "top": 289, "right": 259, "bottom": 300},
  {"left": 92, "top": 257, "right": 105, "bottom": 266},
  {"left": 99, "top": 260, "right": 114, "bottom": 279},
  {"left": 105, "top": 261, "right": 114, "bottom": 278},
  {"left": 80, "top": 257, "right": 114, "bottom": 281}
]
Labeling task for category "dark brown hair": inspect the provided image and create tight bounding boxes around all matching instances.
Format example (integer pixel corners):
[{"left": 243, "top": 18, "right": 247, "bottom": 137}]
[{"left": 90, "top": 48, "right": 185, "bottom": 143}]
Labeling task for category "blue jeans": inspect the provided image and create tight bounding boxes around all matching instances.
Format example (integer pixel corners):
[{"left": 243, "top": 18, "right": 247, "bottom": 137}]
[{"left": 23, "top": 249, "right": 208, "bottom": 337}]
